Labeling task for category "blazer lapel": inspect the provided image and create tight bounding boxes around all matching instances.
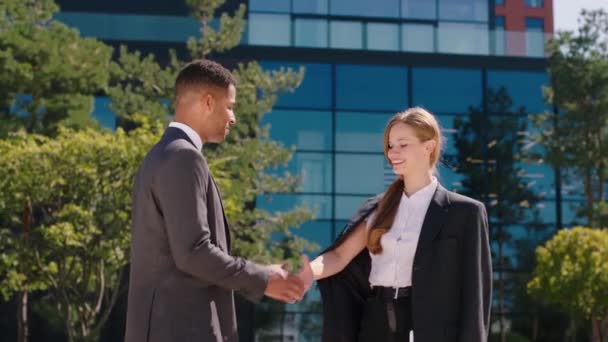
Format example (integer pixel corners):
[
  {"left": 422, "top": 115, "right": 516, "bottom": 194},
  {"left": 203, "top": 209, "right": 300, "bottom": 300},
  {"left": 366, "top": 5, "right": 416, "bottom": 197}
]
[{"left": 413, "top": 185, "right": 450, "bottom": 263}]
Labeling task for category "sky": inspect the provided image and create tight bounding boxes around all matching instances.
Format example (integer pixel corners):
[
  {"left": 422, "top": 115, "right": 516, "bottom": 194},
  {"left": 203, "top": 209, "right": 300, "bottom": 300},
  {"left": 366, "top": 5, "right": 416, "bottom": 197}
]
[{"left": 553, "top": 0, "right": 608, "bottom": 32}]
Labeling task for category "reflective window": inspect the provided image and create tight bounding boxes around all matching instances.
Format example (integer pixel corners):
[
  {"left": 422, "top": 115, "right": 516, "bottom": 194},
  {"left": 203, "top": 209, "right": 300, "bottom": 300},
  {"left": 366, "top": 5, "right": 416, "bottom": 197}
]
[
  {"left": 293, "top": 0, "right": 329, "bottom": 14},
  {"left": 335, "top": 195, "right": 372, "bottom": 219},
  {"left": 412, "top": 67, "right": 482, "bottom": 114},
  {"left": 336, "top": 65, "right": 408, "bottom": 111},
  {"left": 261, "top": 110, "right": 332, "bottom": 150},
  {"left": 562, "top": 201, "right": 586, "bottom": 226},
  {"left": 496, "top": 0, "right": 504, "bottom": 5},
  {"left": 55, "top": 12, "right": 199, "bottom": 42},
  {"left": 438, "top": 22, "right": 489, "bottom": 55},
  {"left": 439, "top": 0, "right": 488, "bottom": 21},
  {"left": 249, "top": 0, "right": 290, "bottom": 13},
  {"left": 265, "top": 152, "right": 332, "bottom": 193},
  {"left": 487, "top": 71, "right": 549, "bottom": 114},
  {"left": 248, "top": 13, "right": 291, "bottom": 46},
  {"left": 402, "top": 23, "right": 435, "bottom": 52},
  {"left": 367, "top": 23, "right": 399, "bottom": 51},
  {"left": 525, "top": 0, "right": 543, "bottom": 8},
  {"left": 330, "top": 0, "right": 400, "bottom": 18},
  {"left": 402, "top": 0, "right": 436, "bottom": 19},
  {"left": 436, "top": 114, "right": 459, "bottom": 155},
  {"left": 437, "top": 162, "right": 466, "bottom": 193},
  {"left": 295, "top": 19, "right": 328, "bottom": 48},
  {"left": 494, "top": 16, "right": 505, "bottom": 55},
  {"left": 292, "top": 221, "right": 333, "bottom": 251},
  {"left": 526, "top": 18, "right": 545, "bottom": 57},
  {"left": 516, "top": 161, "right": 555, "bottom": 198},
  {"left": 262, "top": 62, "right": 332, "bottom": 109},
  {"left": 330, "top": 21, "right": 363, "bottom": 49},
  {"left": 256, "top": 194, "right": 332, "bottom": 219},
  {"left": 93, "top": 97, "right": 116, "bottom": 130},
  {"left": 336, "top": 112, "right": 392, "bottom": 152},
  {"left": 336, "top": 154, "right": 387, "bottom": 195}
]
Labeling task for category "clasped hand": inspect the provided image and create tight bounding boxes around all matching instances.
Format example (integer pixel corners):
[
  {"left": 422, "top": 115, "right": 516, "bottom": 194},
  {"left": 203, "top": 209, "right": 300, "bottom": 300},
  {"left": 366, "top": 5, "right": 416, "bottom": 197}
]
[{"left": 264, "top": 256, "right": 314, "bottom": 304}]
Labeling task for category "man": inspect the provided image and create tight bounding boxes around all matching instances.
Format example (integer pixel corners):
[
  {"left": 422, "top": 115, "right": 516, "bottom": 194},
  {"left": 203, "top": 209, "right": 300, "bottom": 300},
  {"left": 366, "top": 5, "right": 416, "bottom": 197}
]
[{"left": 125, "top": 59, "right": 306, "bottom": 342}]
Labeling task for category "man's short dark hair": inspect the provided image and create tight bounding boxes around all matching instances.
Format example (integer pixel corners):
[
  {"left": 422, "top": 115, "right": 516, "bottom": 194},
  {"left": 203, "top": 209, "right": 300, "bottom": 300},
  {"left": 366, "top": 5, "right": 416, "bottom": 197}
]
[{"left": 175, "top": 59, "right": 236, "bottom": 97}]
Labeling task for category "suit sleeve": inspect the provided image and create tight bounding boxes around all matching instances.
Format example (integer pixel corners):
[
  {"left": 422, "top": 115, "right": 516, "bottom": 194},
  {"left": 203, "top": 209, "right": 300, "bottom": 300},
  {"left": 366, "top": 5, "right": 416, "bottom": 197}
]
[
  {"left": 155, "top": 148, "right": 269, "bottom": 303},
  {"left": 460, "top": 202, "right": 492, "bottom": 342}
]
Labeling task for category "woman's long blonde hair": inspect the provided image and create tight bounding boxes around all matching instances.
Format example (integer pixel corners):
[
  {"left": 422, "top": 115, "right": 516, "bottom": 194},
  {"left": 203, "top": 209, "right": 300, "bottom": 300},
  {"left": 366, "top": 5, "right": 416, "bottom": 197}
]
[{"left": 367, "top": 107, "right": 443, "bottom": 254}]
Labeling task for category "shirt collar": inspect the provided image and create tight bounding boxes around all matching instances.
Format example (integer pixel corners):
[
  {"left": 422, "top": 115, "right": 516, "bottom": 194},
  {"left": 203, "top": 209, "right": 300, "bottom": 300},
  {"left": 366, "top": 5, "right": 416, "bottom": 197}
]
[
  {"left": 402, "top": 177, "right": 438, "bottom": 206},
  {"left": 168, "top": 122, "right": 203, "bottom": 151}
]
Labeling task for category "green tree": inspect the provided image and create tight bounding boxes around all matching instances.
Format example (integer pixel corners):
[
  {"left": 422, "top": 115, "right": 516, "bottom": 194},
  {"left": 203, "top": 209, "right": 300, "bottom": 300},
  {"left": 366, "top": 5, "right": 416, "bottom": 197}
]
[
  {"left": 533, "top": 9, "right": 608, "bottom": 228},
  {"left": 1, "top": 0, "right": 315, "bottom": 341},
  {"left": 452, "top": 88, "right": 542, "bottom": 342},
  {"left": 0, "top": 123, "right": 162, "bottom": 342},
  {"left": 108, "top": 0, "right": 315, "bottom": 265},
  {"left": 0, "top": 0, "right": 113, "bottom": 137},
  {"left": 528, "top": 227, "right": 608, "bottom": 342}
]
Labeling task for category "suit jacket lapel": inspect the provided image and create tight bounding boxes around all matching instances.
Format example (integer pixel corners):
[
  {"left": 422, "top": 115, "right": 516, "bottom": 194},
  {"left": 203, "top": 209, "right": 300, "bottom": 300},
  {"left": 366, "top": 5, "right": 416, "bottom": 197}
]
[
  {"left": 413, "top": 185, "right": 450, "bottom": 263},
  {"left": 210, "top": 176, "right": 232, "bottom": 252}
]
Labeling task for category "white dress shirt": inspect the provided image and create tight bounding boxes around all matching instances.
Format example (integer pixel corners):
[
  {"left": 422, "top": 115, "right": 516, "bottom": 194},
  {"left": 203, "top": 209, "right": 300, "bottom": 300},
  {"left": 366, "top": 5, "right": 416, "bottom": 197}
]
[
  {"left": 367, "top": 177, "right": 438, "bottom": 288},
  {"left": 168, "top": 122, "right": 203, "bottom": 151}
]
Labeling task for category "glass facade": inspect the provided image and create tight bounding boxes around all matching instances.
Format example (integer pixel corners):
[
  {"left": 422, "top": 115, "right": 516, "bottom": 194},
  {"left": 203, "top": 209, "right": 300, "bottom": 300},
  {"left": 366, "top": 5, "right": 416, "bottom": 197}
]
[{"left": 53, "top": 0, "right": 567, "bottom": 340}]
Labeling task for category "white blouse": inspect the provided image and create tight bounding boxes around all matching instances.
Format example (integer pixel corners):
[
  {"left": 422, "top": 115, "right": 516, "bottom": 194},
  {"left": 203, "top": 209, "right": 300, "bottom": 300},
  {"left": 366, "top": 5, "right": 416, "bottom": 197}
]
[{"left": 367, "top": 178, "right": 438, "bottom": 288}]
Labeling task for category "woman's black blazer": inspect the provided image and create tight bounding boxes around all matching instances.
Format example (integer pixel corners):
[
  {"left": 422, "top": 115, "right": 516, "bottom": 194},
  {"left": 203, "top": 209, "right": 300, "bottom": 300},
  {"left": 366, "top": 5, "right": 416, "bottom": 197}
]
[{"left": 317, "top": 185, "right": 492, "bottom": 342}]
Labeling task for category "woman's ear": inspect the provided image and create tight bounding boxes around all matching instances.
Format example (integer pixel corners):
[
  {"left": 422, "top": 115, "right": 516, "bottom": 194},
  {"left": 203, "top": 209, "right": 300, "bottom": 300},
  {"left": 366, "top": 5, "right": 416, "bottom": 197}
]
[{"left": 425, "top": 139, "right": 437, "bottom": 154}]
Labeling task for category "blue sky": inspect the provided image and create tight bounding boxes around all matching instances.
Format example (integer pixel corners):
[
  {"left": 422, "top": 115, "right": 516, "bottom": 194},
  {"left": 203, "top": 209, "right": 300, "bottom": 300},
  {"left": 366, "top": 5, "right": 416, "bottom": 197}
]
[{"left": 554, "top": 0, "right": 608, "bottom": 32}]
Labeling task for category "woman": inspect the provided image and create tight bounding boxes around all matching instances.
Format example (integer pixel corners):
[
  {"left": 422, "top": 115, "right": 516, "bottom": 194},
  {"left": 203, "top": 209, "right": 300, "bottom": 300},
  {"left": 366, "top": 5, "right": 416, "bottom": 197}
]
[{"left": 301, "top": 107, "right": 492, "bottom": 342}]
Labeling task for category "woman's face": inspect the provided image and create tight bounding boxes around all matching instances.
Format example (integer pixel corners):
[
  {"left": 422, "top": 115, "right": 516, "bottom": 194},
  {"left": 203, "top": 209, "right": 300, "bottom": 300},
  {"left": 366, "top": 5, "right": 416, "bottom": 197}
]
[{"left": 387, "top": 122, "right": 434, "bottom": 177}]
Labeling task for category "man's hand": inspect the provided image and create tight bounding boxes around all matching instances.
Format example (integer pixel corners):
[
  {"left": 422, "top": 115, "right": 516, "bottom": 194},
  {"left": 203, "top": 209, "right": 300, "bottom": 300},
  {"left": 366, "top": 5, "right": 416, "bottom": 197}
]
[
  {"left": 264, "top": 263, "right": 289, "bottom": 279},
  {"left": 264, "top": 273, "right": 305, "bottom": 304}
]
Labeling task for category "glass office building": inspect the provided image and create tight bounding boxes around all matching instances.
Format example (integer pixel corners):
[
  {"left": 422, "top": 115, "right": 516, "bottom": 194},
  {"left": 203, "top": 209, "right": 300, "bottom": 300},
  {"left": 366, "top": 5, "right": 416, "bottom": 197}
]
[{"left": 55, "top": 0, "right": 577, "bottom": 340}]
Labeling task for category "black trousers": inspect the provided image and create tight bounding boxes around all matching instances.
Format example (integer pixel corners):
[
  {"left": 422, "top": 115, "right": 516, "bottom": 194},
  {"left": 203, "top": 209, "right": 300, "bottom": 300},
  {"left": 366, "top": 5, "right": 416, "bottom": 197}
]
[{"left": 358, "top": 294, "right": 413, "bottom": 342}]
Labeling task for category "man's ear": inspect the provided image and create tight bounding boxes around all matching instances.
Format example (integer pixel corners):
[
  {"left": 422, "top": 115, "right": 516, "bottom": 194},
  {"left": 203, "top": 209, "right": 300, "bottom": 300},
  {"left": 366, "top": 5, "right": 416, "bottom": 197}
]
[{"left": 202, "top": 92, "right": 215, "bottom": 112}]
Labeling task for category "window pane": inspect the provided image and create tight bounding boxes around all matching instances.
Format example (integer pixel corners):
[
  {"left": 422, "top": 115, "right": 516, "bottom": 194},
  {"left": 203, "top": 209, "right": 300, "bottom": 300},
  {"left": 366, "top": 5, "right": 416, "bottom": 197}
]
[
  {"left": 248, "top": 13, "right": 291, "bottom": 46},
  {"left": 55, "top": 12, "right": 199, "bottom": 42},
  {"left": 330, "top": 0, "right": 400, "bottom": 18},
  {"left": 336, "top": 64, "right": 408, "bottom": 111},
  {"left": 439, "top": 0, "right": 488, "bottom": 21},
  {"left": 516, "top": 161, "right": 555, "bottom": 198},
  {"left": 438, "top": 22, "right": 489, "bottom": 55},
  {"left": 261, "top": 110, "right": 332, "bottom": 150},
  {"left": 525, "top": 0, "right": 543, "bottom": 8},
  {"left": 266, "top": 152, "right": 332, "bottom": 193},
  {"left": 330, "top": 21, "right": 363, "bottom": 49},
  {"left": 336, "top": 154, "right": 386, "bottom": 194},
  {"left": 262, "top": 62, "right": 332, "bottom": 109},
  {"left": 257, "top": 194, "right": 332, "bottom": 219},
  {"left": 293, "top": 0, "right": 328, "bottom": 14},
  {"left": 495, "top": 0, "right": 504, "bottom": 5},
  {"left": 487, "top": 71, "right": 549, "bottom": 114},
  {"left": 295, "top": 19, "right": 328, "bottom": 48},
  {"left": 292, "top": 221, "right": 333, "bottom": 251},
  {"left": 402, "top": 0, "right": 436, "bottom": 19},
  {"left": 412, "top": 67, "right": 482, "bottom": 113},
  {"left": 437, "top": 162, "right": 466, "bottom": 193},
  {"left": 526, "top": 18, "right": 545, "bottom": 57},
  {"left": 402, "top": 23, "right": 435, "bottom": 52},
  {"left": 335, "top": 195, "right": 372, "bottom": 219},
  {"left": 336, "top": 112, "right": 392, "bottom": 152},
  {"left": 249, "top": 0, "right": 290, "bottom": 13},
  {"left": 367, "top": 23, "right": 399, "bottom": 51},
  {"left": 436, "top": 114, "right": 458, "bottom": 155},
  {"left": 93, "top": 97, "right": 116, "bottom": 130}
]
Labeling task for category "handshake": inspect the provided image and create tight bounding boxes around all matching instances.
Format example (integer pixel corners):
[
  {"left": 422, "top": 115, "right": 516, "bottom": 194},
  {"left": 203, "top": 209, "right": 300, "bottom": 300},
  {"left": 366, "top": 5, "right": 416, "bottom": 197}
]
[{"left": 263, "top": 256, "right": 314, "bottom": 304}]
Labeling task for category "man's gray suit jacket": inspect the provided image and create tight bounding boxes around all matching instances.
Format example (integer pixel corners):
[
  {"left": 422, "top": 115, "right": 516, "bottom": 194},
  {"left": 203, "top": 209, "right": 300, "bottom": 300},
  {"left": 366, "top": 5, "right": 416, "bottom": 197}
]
[{"left": 125, "top": 127, "right": 268, "bottom": 342}]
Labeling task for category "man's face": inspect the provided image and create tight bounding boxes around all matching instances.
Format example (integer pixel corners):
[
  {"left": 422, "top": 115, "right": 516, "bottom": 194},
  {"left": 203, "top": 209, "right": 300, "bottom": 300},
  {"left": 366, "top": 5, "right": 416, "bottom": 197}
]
[{"left": 206, "top": 84, "right": 236, "bottom": 143}]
